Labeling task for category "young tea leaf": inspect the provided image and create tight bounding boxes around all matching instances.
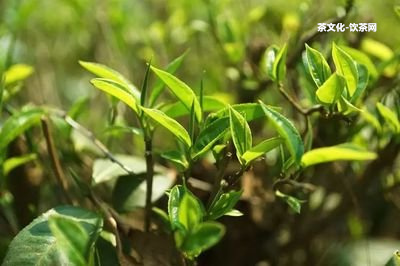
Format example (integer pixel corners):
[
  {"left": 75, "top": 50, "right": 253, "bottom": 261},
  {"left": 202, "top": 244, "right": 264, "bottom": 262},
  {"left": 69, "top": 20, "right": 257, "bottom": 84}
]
[
  {"left": 301, "top": 143, "right": 377, "bottom": 168},
  {"left": 207, "top": 190, "right": 242, "bottom": 220},
  {"left": 305, "top": 44, "right": 331, "bottom": 87},
  {"left": 79, "top": 61, "right": 139, "bottom": 99},
  {"left": 259, "top": 101, "right": 304, "bottom": 165},
  {"left": 316, "top": 73, "right": 345, "bottom": 104},
  {"left": 376, "top": 102, "right": 400, "bottom": 133},
  {"left": 4, "top": 64, "right": 34, "bottom": 86},
  {"left": 229, "top": 106, "right": 252, "bottom": 164},
  {"left": 150, "top": 66, "right": 202, "bottom": 122},
  {"left": 242, "top": 137, "right": 283, "bottom": 166},
  {"left": 90, "top": 78, "right": 139, "bottom": 113},
  {"left": 276, "top": 190, "right": 304, "bottom": 214},
  {"left": 273, "top": 43, "right": 288, "bottom": 83},
  {"left": 332, "top": 43, "right": 358, "bottom": 97},
  {"left": 141, "top": 107, "right": 192, "bottom": 147},
  {"left": 181, "top": 221, "right": 225, "bottom": 258}
]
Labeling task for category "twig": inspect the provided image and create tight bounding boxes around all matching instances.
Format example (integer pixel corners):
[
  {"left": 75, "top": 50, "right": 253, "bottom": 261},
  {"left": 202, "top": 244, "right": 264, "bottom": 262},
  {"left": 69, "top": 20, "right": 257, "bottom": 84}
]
[
  {"left": 272, "top": 177, "right": 316, "bottom": 192},
  {"left": 144, "top": 138, "right": 154, "bottom": 232},
  {"left": 207, "top": 151, "right": 232, "bottom": 208},
  {"left": 51, "top": 109, "right": 135, "bottom": 176},
  {"left": 41, "top": 117, "right": 74, "bottom": 204}
]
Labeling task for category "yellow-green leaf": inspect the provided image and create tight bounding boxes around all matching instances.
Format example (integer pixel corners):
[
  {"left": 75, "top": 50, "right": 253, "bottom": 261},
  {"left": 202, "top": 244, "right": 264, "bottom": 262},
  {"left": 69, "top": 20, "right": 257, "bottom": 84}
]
[
  {"left": 229, "top": 106, "right": 252, "bottom": 164},
  {"left": 141, "top": 108, "right": 191, "bottom": 147},
  {"left": 376, "top": 102, "right": 400, "bottom": 133},
  {"left": 242, "top": 137, "right": 283, "bottom": 166},
  {"left": 332, "top": 43, "right": 358, "bottom": 97},
  {"left": 301, "top": 143, "right": 377, "bottom": 168},
  {"left": 316, "top": 73, "right": 345, "bottom": 104},
  {"left": 150, "top": 66, "right": 202, "bottom": 122},
  {"left": 90, "top": 78, "right": 138, "bottom": 113},
  {"left": 4, "top": 64, "right": 34, "bottom": 86},
  {"left": 259, "top": 101, "right": 304, "bottom": 164}
]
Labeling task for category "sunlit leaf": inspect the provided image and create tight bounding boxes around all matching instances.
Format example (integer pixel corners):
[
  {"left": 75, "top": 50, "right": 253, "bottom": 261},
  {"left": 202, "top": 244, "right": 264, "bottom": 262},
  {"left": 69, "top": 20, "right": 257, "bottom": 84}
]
[
  {"left": 149, "top": 51, "right": 188, "bottom": 106},
  {"left": 376, "top": 102, "right": 400, "bottom": 133},
  {"left": 79, "top": 61, "right": 139, "bottom": 98},
  {"left": 150, "top": 66, "right": 202, "bottom": 122},
  {"left": 229, "top": 106, "right": 252, "bottom": 164},
  {"left": 4, "top": 64, "right": 34, "bottom": 86},
  {"left": 276, "top": 190, "right": 304, "bottom": 214},
  {"left": 90, "top": 78, "right": 139, "bottom": 113},
  {"left": 305, "top": 44, "right": 331, "bottom": 87},
  {"left": 3, "top": 153, "right": 37, "bottom": 176},
  {"left": 242, "top": 137, "right": 283, "bottom": 166},
  {"left": 163, "top": 96, "right": 226, "bottom": 118},
  {"left": 142, "top": 107, "right": 192, "bottom": 147},
  {"left": 340, "top": 45, "right": 378, "bottom": 79},
  {"left": 316, "top": 73, "right": 345, "bottom": 104},
  {"left": 332, "top": 43, "right": 358, "bottom": 97},
  {"left": 259, "top": 101, "right": 304, "bottom": 164},
  {"left": 301, "top": 143, "right": 377, "bottom": 167}
]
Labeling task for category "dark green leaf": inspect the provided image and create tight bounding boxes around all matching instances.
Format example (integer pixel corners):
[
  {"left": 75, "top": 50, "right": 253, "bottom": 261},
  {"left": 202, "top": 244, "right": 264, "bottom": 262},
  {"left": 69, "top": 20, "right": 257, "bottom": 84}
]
[
  {"left": 385, "top": 250, "right": 400, "bottom": 266},
  {"left": 259, "top": 101, "right": 304, "bottom": 164},
  {"left": 3, "top": 206, "right": 103, "bottom": 266},
  {"left": 350, "top": 63, "right": 369, "bottom": 103},
  {"left": 207, "top": 190, "right": 242, "bottom": 220},
  {"left": 191, "top": 117, "right": 230, "bottom": 160},
  {"left": 48, "top": 216, "right": 90, "bottom": 266},
  {"left": 140, "top": 62, "right": 151, "bottom": 106},
  {"left": 181, "top": 221, "right": 225, "bottom": 258},
  {"left": 0, "top": 107, "right": 43, "bottom": 152},
  {"left": 161, "top": 150, "right": 189, "bottom": 171}
]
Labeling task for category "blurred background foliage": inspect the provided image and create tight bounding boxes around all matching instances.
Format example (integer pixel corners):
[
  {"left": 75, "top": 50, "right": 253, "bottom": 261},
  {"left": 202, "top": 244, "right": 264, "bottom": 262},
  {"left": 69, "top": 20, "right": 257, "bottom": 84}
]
[{"left": 1, "top": 0, "right": 400, "bottom": 265}]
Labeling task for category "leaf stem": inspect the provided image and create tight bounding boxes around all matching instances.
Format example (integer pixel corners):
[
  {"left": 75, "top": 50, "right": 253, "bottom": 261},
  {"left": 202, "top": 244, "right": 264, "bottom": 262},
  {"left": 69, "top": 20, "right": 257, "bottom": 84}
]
[{"left": 144, "top": 137, "right": 154, "bottom": 232}]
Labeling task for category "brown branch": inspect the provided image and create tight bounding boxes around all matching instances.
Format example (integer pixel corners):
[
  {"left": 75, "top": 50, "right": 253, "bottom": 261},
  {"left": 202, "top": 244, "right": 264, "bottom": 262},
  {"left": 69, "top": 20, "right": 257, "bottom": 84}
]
[
  {"left": 41, "top": 117, "right": 74, "bottom": 204},
  {"left": 144, "top": 138, "right": 154, "bottom": 232}
]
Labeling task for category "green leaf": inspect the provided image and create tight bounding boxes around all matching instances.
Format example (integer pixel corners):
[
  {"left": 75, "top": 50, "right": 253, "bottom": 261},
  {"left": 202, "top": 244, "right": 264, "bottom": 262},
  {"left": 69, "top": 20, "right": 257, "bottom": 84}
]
[
  {"left": 224, "top": 209, "right": 243, "bottom": 216},
  {"left": 0, "top": 107, "right": 43, "bottom": 152},
  {"left": 150, "top": 66, "right": 202, "bottom": 122},
  {"left": 141, "top": 107, "right": 192, "bottom": 147},
  {"left": 168, "top": 185, "right": 186, "bottom": 229},
  {"left": 161, "top": 150, "right": 189, "bottom": 171},
  {"left": 149, "top": 51, "right": 188, "bottom": 106},
  {"left": 395, "top": 6, "right": 400, "bottom": 18},
  {"left": 275, "top": 190, "right": 304, "bottom": 214},
  {"left": 48, "top": 216, "right": 90, "bottom": 266},
  {"left": 337, "top": 96, "right": 362, "bottom": 115},
  {"left": 376, "top": 102, "right": 400, "bottom": 133},
  {"left": 168, "top": 185, "right": 204, "bottom": 232},
  {"left": 90, "top": 78, "right": 139, "bottom": 113},
  {"left": 79, "top": 61, "right": 140, "bottom": 99},
  {"left": 163, "top": 96, "right": 226, "bottom": 118},
  {"left": 214, "top": 103, "right": 281, "bottom": 122},
  {"left": 332, "top": 43, "right": 358, "bottom": 97},
  {"left": 140, "top": 62, "right": 151, "bottom": 106},
  {"left": 273, "top": 44, "right": 288, "bottom": 83},
  {"left": 361, "top": 108, "right": 382, "bottom": 133},
  {"left": 301, "top": 143, "right": 377, "bottom": 168},
  {"left": 385, "top": 250, "right": 400, "bottom": 266},
  {"left": 259, "top": 101, "right": 304, "bottom": 164},
  {"left": 178, "top": 190, "right": 204, "bottom": 231},
  {"left": 305, "top": 44, "right": 331, "bottom": 87},
  {"left": 207, "top": 190, "right": 242, "bottom": 220},
  {"left": 192, "top": 117, "right": 230, "bottom": 160},
  {"left": 4, "top": 64, "right": 34, "bottom": 86},
  {"left": 181, "top": 221, "right": 225, "bottom": 257},
  {"left": 3, "top": 206, "right": 103, "bottom": 266},
  {"left": 3, "top": 153, "right": 37, "bottom": 176},
  {"left": 340, "top": 45, "right": 378, "bottom": 79},
  {"left": 229, "top": 107, "right": 252, "bottom": 164},
  {"left": 316, "top": 73, "right": 345, "bottom": 104},
  {"left": 242, "top": 137, "right": 283, "bottom": 166},
  {"left": 112, "top": 173, "right": 174, "bottom": 212}
]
